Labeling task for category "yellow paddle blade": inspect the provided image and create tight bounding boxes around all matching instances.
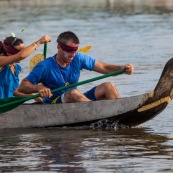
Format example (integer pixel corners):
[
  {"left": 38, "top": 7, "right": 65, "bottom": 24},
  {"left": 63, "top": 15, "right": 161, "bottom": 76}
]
[
  {"left": 78, "top": 45, "right": 92, "bottom": 54},
  {"left": 29, "top": 54, "right": 44, "bottom": 71}
]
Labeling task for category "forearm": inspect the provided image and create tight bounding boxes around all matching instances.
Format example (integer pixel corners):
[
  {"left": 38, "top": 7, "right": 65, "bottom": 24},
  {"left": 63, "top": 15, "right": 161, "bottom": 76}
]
[
  {"left": 93, "top": 61, "right": 133, "bottom": 75},
  {"left": 14, "top": 89, "right": 43, "bottom": 102},
  {"left": 14, "top": 89, "right": 33, "bottom": 97},
  {"left": 18, "top": 78, "right": 40, "bottom": 94},
  {"left": 0, "top": 42, "right": 39, "bottom": 67},
  {"left": 0, "top": 35, "right": 51, "bottom": 67},
  {"left": 103, "top": 63, "right": 123, "bottom": 73},
  {"left": 17, "top": 42, "right": 39, "bottom": 60},
  {"left": 18, "top": 78, "right": 52, "bottom": 98},
  {"left": 94, "top": 61, "right": 123, "bottom": 74},
  {"left": 19, "top": 35, "right": 51, "bottom": 61}
]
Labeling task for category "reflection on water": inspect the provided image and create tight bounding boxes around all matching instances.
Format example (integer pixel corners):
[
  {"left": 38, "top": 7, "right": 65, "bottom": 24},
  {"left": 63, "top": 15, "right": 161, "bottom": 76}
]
[{"left": 0, "top": 127, "right": 173, "bottom": 172}]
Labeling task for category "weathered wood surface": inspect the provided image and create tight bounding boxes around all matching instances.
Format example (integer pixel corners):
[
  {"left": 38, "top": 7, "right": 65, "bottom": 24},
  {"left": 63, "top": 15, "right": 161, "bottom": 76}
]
[{"left": 0, "top": 93, "right": 150, "bottom": 129}]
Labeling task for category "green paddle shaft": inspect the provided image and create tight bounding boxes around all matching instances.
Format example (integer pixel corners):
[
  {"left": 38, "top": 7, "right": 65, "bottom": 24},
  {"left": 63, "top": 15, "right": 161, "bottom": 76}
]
[
  {"left": 0, "top": 69, "right": 125, "bottom": 114},
  {"left": 43, "top": 43, "right": 47, "bottom": 59}
]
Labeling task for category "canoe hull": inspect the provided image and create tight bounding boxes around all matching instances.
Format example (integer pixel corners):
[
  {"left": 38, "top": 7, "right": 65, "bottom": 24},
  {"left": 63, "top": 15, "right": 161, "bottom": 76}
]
[
  {"left": 0, "top": 93, "right": 151, "bottom": 129},
  {"left": 1, "top": 57, "right": 173, "bottom": 129}
]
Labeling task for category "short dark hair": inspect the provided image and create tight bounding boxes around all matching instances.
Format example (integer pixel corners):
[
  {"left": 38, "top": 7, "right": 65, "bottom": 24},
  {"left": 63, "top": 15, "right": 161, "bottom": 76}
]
[{"left": 57, "top": 31, "right": 80, "bottom": 44}]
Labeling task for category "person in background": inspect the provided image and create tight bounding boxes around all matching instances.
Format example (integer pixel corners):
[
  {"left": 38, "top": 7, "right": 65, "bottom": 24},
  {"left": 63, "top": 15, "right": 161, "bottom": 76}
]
[
  {"left": 18, "top": 31, "right": 134, "bottom": 104},
  {"left": 0, "top": 34, "right": 51, "bottom": 99}
]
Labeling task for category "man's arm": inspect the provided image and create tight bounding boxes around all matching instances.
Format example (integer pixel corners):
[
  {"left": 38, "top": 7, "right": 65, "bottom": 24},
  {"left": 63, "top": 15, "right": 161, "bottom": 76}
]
[
  {"left": 93, "top": 61, "right": 134, "bottom": 75},
  {"left": 18, "top": 78, "right": 52, "bottom": 98},
  {"left": 14, "top": 89, "right": 43, "bottom": 102}
]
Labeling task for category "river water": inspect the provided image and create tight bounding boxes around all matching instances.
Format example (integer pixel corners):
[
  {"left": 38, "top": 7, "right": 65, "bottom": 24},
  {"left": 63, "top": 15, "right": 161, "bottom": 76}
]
[{"left": 0, "top": 0, "right": 173, "bottom": 172}]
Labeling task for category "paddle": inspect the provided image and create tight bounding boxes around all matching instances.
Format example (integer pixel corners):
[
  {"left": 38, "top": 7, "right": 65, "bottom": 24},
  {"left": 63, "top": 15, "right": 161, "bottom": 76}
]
[
  {"left": 78, "top": 45, "right": 91, "bottom": 54},
  {"left": 0, "top": 69, "right": 125, "bottom": 114},
  {"left": 43, "top": 43, "right": 47, "bottom": 60},
  {"left": 29, "top": 43, "right": 47, "bottom": 71},
  {"left": 29, "top": 45, "right": 91, "bottom": 71}
]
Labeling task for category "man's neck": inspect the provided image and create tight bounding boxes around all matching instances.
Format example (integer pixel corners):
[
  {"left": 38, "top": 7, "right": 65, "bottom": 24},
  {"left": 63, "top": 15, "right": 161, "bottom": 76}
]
[{"left": 56, "top": 54, "right": 68, "bottom": 67}]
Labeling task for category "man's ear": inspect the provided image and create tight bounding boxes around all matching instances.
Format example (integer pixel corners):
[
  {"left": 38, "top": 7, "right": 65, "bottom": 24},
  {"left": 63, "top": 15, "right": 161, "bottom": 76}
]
[{"left": 57, "top": 45, "right": 61, "bottom": 51}]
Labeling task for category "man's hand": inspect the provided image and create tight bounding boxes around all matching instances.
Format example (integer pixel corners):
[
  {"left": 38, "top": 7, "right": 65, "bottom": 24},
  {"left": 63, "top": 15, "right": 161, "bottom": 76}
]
[
  {"left": 122, "top": 64, "right": 134, "bottom": 75},
  {"left": 38, "top": 85, "right": 53, "bottom": 98}
]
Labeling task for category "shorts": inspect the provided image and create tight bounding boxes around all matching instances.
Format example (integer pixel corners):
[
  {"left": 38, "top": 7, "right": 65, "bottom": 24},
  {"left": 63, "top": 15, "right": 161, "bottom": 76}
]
[
  {"left": 51, "top": 87, "right": 97, "bottom": 104},
  {"left": 83, "top": 86, "right": 97, "bottom": 101}
]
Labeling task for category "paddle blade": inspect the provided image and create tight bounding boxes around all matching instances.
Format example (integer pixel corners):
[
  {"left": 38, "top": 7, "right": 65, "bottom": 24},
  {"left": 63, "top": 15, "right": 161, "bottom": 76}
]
[
  {"left": 0, "top": 97, "right": 26, "bottom": 114},
  {"left": 78, "top": 45, "right": 92, "bottom": 54},
  {"left": 29, "top": 45, "right": 92, "bottom": 72},
  {"left": 0, "top": 95, "right": 39, "bottom": 114},
  {"left": 29, "top": 54, "right": 44, "bottom": 71}
]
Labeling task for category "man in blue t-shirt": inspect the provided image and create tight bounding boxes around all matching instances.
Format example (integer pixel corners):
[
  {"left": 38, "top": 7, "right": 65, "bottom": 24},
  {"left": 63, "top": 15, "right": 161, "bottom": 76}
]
[{"left": 18, "top": 31, "right": 134, "bottom": 104}]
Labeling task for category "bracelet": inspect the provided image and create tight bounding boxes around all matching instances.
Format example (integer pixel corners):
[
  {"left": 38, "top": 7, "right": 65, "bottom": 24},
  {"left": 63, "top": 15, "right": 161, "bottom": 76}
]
[{"left": 33, "top": 42, "right": 38, "bottom": 50}]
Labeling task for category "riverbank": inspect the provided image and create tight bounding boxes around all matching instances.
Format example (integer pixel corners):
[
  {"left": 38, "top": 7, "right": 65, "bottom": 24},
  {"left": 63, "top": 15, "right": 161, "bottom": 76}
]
[{"left": 0, "top": 0, "right": 173, "bottom": 10}]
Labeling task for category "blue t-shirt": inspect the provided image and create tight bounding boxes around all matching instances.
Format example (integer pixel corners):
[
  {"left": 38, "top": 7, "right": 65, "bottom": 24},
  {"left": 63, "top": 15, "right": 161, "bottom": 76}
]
[
  {"left": 0, "top": 64, "right": 22, "bottom": 99},
  {"left": 26, "top": 52, "right": 96, "bottom": 103}
]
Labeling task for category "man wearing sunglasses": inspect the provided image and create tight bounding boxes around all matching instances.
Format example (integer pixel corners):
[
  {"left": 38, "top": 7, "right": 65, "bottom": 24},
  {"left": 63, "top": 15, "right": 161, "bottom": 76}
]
[{"left": 18, "top": 31, "right": 134, "bottom": 104}]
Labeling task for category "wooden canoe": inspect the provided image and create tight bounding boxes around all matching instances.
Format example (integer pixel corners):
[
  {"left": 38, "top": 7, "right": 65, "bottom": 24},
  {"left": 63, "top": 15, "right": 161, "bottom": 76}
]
[{"left": 0, "top": 58, "right": 173, "bottom": 129}]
